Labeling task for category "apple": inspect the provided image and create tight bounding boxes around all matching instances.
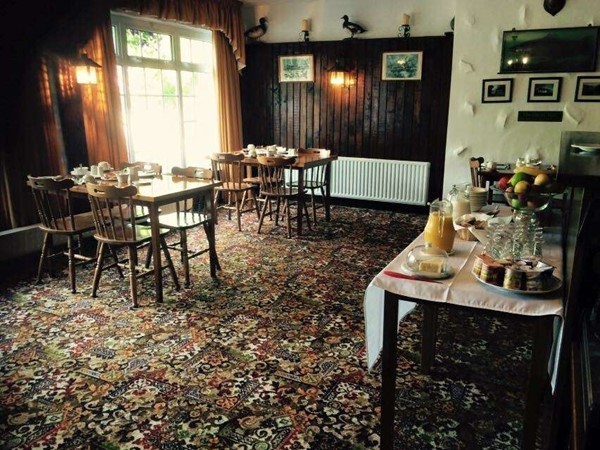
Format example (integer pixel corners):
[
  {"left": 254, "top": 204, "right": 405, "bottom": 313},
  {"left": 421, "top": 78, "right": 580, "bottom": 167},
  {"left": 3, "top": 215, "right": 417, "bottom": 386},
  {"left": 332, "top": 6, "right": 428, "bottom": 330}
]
[{"left": 497, "top": 176, "right": 511, "bottom": 191}]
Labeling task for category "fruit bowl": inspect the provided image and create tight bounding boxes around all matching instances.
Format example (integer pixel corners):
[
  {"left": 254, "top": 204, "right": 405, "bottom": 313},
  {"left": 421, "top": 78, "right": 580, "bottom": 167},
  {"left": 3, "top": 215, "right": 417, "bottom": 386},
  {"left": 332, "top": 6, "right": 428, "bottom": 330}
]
[{"left": 504, "top": 191, "right": 554, "bottom": 212}]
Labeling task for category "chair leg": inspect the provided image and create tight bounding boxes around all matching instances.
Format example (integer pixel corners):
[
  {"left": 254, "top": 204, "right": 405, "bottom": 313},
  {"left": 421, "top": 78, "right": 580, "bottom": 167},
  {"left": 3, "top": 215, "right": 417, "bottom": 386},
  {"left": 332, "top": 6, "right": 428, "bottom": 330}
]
[
  {"left": 213, "top": 191, "right": 219, "bottom": 225},
  {"left": 144, "top": 243, "right": 153, "bottom": 269},
  {"left": 180, "top": 230, "right": 190, "bottom": 287},
  {"left": 36, "top": 232, "right": 51, "bottom": 284},
  {"left": 92, "top": 242, "right": 106, "bottom": 298},
  {"left": 285, "top": 199, "right": 292, "bottom": 238},
  {"left": 127, "top": 245, "right": 139, "bottom": 308},
  {"left": 108, "top": 245, "right": 124, "bottom": 278},
  {"left": 160, "top": 235, "right": 180, "bottom": 291},
  {"left": 236, "top": 191, "right": 246, "bottom": 231},
  {"left": 203, "top": 222, "right": 221, "bottom": 276},
  {"left": 257, "top": 197, "right": 270, "bottom": 234},
  {"left": 67, "top": 235, "right": 76, "bottom": 293},
  {"left": 311, "top": 190, "right": 318, "bottom": 225}
]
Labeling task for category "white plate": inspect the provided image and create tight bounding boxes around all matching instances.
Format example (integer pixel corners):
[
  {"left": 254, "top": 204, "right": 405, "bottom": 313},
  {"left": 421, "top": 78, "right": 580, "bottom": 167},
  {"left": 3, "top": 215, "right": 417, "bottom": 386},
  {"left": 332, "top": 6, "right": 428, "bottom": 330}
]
[
  {"left": 571, "top": 144, "right": 600, "bottom": 152},
  {"left": 474, "top": 273, "right": 562, "bottom": 295},
  {"left": 70, "top": 170, "right": 89, "bottom": 176},
  {"left": 400, "top": 263, "right": 454, "bottom": 280}
]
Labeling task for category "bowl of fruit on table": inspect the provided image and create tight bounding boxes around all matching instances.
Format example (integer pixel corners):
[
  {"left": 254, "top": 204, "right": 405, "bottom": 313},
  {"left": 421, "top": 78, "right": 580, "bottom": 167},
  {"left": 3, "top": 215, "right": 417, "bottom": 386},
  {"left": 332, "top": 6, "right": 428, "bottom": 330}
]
[{"left": 497, "top": 166, "right": 562, "bottom": 212}]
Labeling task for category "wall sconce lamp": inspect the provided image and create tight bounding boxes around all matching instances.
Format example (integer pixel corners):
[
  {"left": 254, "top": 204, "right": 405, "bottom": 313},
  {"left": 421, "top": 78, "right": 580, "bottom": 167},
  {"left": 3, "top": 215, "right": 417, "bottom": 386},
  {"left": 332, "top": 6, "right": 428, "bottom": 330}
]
[
  {"left": 398, "top": 14, "right": 411, "bottom": 38},
  {"left": 300, "top": 19, "right": 311, "bottom": 42},
  {"left": 75, "top": 52, "right": 101, "bottom": 85},
  {"left": 328, "top": 58, "right": 355, "bottom": 87}
]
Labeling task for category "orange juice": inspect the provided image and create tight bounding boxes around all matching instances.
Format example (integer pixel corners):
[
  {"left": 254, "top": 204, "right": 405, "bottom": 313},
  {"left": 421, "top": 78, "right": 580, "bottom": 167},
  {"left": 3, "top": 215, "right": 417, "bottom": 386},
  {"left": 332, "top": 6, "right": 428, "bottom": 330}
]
[{"left": 424, "top": 211, "right": 455, "bottom": 253}]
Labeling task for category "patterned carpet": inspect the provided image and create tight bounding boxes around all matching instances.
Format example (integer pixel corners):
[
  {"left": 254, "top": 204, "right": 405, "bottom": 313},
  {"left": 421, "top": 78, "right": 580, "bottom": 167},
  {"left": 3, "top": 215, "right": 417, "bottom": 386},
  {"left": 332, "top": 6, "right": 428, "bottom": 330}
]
[{"left": 1, "top": 206, "right": 535, "bottom": 449}]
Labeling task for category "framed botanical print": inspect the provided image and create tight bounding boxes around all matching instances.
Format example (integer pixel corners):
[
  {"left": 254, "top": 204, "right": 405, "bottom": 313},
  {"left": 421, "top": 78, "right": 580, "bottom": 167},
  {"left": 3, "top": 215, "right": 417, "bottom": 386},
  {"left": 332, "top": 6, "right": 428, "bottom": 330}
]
[{"left": 278, "top": 54, "right": 314, "bottom": 82}]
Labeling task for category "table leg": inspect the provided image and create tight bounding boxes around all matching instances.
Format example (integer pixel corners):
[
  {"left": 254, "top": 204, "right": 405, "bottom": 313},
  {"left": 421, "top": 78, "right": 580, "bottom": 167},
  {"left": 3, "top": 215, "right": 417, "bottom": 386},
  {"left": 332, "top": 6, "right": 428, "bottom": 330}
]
[
  {"left": 523, "top": 316, "right": 554, "bottom": 450},
  {"left": 421, "top": 303, "right": 439, "bottom": 374},
  {"left": 149, "top": 203, "right": 163, "bottom": 303},
  {"left": 296, "top": 168, "right": 305, "bottom": 236},
  {"left": 381, "top": 291, "right": 400, "bottom": 450},
  {"left": 206, "top": 189, "right": 219, "bottom": 277},
  {"left": 324, "top": 162, "right": 332, "bottom": 222}
]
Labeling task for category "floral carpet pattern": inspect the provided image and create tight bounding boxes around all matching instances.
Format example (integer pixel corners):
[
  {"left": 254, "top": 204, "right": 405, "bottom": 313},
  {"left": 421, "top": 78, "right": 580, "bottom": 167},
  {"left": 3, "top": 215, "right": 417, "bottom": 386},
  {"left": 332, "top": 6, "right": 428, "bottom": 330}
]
[{"left": 1, "top": 206, "right": 535, "bottom": 449}]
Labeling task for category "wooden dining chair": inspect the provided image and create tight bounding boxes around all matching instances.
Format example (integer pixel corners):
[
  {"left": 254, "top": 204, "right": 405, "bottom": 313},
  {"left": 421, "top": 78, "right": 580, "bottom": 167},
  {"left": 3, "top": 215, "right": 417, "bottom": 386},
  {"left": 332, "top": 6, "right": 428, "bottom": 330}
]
[
  {"left": 86, "top": 183, "right": 180, "bottom": 307},
  {"left": 469, "top": 157, "right": 485, "bottom": 188},
  {"left": 27, "top": 175, "right": 97, "bottom": 293},
  {"left": 210, "top": 152, "right": 259, "bottom": 231},
  {"left": 155, "top": 166, "right": 221, "bottom": 286},
  {"left": 294, "top": 148, "right": 330, "bottom": 224},
  {"left": 256, "top": 156, "right": 312, "bottom": 238}
]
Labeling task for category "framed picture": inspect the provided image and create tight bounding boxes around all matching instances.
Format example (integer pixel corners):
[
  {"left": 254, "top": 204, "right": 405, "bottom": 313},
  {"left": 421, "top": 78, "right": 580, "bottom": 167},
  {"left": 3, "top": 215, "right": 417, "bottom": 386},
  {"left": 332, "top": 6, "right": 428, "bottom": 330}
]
[
  {"left": 278, "top": 54, "right": 314, "bottom": 82},
  {"left": 527, "top": 77, "right": 562, "bottom": 102},
  {"left": 499, "top": 26, "right": 599, "bottom": 73},
  {"left": 574, "top": 76, "right": 600, "bottom": 102},
  {"left": 382, "top": 51, "right": 423, "bottom": 80},
  {"left": 481, "top": 78, "right": 513, "bottom": 103}
]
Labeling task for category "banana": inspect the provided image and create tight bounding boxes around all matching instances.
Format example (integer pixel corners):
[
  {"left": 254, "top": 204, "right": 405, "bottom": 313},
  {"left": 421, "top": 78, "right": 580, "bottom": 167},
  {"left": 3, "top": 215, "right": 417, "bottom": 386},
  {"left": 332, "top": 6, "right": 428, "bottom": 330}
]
[{"left": 513, "top": 165, "right": 556, "bottom": 177}]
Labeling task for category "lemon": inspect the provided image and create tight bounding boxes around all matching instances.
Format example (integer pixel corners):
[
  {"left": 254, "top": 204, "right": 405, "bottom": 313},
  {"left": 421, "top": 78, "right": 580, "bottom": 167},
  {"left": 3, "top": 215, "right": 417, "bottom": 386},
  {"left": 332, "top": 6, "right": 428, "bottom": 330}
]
[
  {"left": 514, "top": 180, "right": 530, "bottom": 194},
  {"left": 534, "top": 173, "right": 551, "bottom": 186}
]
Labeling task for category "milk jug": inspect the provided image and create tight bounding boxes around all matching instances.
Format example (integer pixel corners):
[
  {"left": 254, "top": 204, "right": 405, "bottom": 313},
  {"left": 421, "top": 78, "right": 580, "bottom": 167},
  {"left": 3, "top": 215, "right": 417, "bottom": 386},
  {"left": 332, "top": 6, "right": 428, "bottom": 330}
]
[{"left": 447, "top": 185, "right": 470, "bottom": 221}]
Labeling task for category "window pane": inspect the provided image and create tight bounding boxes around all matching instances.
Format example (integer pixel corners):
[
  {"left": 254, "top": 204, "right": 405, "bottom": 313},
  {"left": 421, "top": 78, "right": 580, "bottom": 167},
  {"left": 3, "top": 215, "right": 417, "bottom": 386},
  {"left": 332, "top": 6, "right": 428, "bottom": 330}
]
[
  {"left": 192, "top": 40, "right": 212, "bottom": 66},
  {"left": 180, "top": 71, "right": 195, "bottom": 96},
  {"left": 180, "top": 37, "right": 192, "bottom": 63},
  {"left": 144, "top": 68, "right": 162, "bottom": 95},
  {"left": 158, "top": 34, "right": 172, "bottom": 60},
  {"left": 126, "top": 28, "right": 142, "bottom": 57},
  {"left": 161, "top": 70, "right": 178, "bottom": 97},
  {"left": 127, "top": 67, "right": 146, "bottom": 95}
]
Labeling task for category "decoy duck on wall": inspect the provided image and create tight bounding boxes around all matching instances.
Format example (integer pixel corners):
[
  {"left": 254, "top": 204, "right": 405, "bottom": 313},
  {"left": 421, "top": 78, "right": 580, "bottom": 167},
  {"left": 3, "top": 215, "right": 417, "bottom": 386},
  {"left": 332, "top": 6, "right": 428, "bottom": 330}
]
[
  {"left": 341, "top": 15, "right": 367, "bottom": 39},
  {"left": 245, "top": 17, "right": 268, "bottom": 41}
]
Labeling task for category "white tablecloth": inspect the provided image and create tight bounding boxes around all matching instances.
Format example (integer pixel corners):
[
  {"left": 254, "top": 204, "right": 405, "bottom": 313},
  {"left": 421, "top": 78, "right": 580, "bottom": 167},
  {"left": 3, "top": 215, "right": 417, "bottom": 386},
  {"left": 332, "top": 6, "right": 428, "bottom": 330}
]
[{"left": 363, "top": 231, "right": 564, "bottom": 389}]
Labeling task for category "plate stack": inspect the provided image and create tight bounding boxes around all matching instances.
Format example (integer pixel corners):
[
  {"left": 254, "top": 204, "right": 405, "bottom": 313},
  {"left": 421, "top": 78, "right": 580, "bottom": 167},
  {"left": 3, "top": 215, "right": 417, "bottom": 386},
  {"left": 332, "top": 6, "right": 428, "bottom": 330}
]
[{"left": 469, "top": 187, "right": 488, "bottom": 212}]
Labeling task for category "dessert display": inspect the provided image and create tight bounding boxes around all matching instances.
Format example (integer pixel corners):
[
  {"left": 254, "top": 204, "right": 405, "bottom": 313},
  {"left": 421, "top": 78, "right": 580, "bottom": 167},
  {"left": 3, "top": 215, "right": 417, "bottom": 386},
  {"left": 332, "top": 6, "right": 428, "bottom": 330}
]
[{"left": 472, "top": 253, "right": 556, "bottom": 292}]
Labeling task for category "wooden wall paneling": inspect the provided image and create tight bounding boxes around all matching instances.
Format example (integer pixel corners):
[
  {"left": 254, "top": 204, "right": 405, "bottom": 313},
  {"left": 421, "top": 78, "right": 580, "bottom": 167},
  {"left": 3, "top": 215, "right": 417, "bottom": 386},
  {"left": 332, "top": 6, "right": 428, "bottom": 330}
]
[{"left": 240, "top": 36, "right": 453, "bottom": 201}]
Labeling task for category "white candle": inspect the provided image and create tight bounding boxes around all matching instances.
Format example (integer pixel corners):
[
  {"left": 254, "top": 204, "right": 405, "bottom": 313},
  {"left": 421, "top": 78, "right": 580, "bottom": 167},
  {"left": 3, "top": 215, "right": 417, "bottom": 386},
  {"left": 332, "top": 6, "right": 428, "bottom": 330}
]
[
  {"left": 301, "top": 19, "right": 310, "bottom": 31},
  {"left": 401, "top": 14, "right": 410, "bottom": 26}
]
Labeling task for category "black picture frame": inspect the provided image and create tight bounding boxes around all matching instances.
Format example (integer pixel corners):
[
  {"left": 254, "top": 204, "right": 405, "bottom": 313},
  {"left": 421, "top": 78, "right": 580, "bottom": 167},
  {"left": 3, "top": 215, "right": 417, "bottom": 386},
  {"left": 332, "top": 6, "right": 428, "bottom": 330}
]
[
  {"left": 527, "top": 77, "right": 562, "bottom": 102},
  {"left": 482, "top": 78, "right": 513, "bottom": 103},
  {"left": 574, "top": 76, "right": 600, "bottom": 102},
  {"left": 499, "top": 26, "right": 599, "bottom": 74}
]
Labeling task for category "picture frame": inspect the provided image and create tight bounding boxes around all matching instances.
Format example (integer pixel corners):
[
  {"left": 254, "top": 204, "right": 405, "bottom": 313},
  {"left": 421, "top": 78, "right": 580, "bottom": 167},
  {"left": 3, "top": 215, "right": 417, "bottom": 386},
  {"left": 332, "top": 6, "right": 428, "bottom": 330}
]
[
  {"left": 499, "top": 26, "right": 600, "bottom": 73},
  {"left": 527, "top": 77, "right": 562, "bottom": 102},
  {"left": 481, "top": 78, "right": 513, "bottom": 103},
  {"left": 278, "top": 54, "right": 314, "bottom": 83},
  {"left": 382, "top": 51, "right": 423, "bottom": 80},
  {"left": 574, "top": 76, "right": 600, "bottom": 102}
]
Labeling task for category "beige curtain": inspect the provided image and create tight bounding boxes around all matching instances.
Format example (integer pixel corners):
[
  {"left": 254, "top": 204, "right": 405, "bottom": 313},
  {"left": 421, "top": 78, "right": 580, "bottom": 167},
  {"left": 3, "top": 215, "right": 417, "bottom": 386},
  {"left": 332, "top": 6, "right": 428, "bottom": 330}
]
[
  {"left": 117, "top": 0, "right": 245, "bottom": 70},
  {"left": 214, "top": 30, "right": 243, "bottom": 153},
  {"left": 81, "top": 12, "right": 128, "bottom": 167}
]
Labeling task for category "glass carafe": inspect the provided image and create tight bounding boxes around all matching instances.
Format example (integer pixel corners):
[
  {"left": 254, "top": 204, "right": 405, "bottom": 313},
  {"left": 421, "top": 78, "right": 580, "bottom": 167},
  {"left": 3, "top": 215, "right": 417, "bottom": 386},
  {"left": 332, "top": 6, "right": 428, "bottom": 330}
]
[
  {"left": 447, "top": 184, "right": 470, "bottom": 221},
  {"left": 423, "top": 198, "right": 455, "bottom": 253}
]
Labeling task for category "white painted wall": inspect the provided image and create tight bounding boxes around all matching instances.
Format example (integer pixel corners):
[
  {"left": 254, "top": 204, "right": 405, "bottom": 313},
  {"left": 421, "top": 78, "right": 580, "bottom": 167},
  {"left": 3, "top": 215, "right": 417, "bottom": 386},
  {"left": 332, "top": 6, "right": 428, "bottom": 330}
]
[
  {"left": 242, "top": 0, "right": 456, "bottom": 42},
  {"left": 444, "top": 0, "right": 600, "bottom": 195}
]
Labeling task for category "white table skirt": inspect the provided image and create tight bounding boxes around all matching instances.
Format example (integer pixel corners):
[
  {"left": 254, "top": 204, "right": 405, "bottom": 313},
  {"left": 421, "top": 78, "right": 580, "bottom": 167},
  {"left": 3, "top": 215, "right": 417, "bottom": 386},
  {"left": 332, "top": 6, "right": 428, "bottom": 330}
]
[{"left": 363, "top": 231, "right": 564, "bottom": 389}]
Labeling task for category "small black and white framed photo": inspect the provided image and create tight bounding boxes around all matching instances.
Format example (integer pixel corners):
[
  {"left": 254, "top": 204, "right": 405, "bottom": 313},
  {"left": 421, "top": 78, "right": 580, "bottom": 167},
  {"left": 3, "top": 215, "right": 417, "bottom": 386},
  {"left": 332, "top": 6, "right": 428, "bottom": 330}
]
[
  {"left": 527, "top": 77, "right": 562, "bottom": 102},
  {"left": 574, "top": 76, "right": 600, "bottom": 102},
  {"left": 481, "top": 78, "right": 513, "bottom": 103}
]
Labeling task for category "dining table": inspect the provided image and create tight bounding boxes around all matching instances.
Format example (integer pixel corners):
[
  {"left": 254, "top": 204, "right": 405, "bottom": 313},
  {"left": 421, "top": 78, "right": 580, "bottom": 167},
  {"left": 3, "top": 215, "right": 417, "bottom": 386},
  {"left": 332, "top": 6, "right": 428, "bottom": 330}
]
[
  {"left": 239, "top": 149, "right": 338, "bottom": 236},
  {"left": 71, "top": 174, "right": 222, "bottom": 303},
  {"left": 363, "top": 212, "right": 564, "bottom": 450}
]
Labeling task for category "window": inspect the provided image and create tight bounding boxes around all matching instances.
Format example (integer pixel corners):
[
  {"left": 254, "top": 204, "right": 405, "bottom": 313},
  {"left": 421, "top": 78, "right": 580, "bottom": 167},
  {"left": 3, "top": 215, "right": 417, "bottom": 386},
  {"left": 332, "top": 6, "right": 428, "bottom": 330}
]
[{"left": 111, "top": 12, "right": 219, "bottom": 169}]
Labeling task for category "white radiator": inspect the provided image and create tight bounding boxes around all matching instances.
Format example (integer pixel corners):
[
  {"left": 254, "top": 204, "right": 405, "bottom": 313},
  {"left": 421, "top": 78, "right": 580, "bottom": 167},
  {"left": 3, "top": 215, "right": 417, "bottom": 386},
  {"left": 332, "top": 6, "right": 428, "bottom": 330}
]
[{"left": 330, "top": 157, "right": 430, "bottom": 205}]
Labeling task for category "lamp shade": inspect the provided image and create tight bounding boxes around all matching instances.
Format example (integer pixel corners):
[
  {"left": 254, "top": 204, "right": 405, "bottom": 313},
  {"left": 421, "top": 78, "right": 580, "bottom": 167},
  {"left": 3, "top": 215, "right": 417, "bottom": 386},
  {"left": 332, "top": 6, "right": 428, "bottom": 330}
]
[{"left": 75, "top": 52, "right": 101, "bottom": 85}]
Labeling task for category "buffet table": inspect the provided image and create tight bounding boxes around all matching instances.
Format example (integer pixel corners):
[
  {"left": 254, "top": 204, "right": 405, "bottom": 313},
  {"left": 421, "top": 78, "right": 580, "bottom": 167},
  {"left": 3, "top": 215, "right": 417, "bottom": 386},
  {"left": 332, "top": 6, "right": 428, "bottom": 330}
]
[{"left": 364, "top": 227, "right": 564, "bottom": 450}]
